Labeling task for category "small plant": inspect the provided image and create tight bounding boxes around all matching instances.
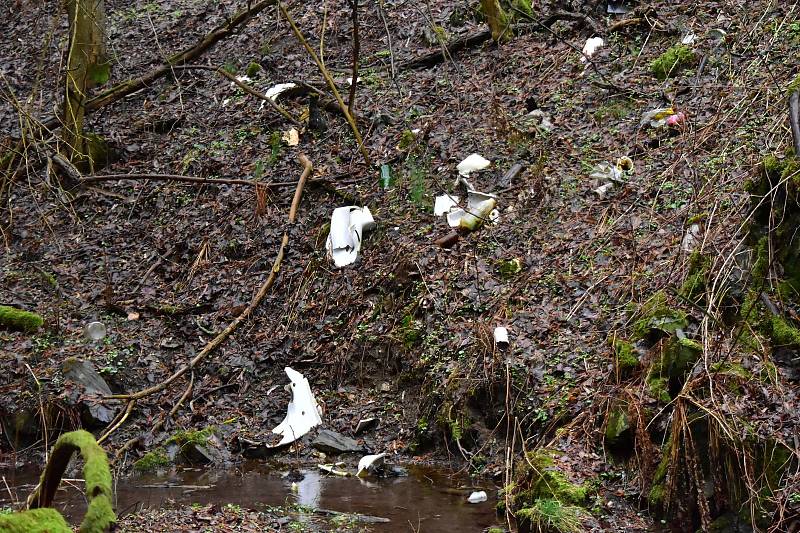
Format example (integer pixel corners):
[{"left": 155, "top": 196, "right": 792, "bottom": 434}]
[
  {"left": 650, "top": 45, "right": 696, "bottom": 80},
  {"left": 516, "top": 498, "right": 583, "bottom": 533}
]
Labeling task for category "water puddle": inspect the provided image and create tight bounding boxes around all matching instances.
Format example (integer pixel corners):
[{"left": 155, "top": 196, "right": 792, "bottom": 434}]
[{"left": 0, "top": 462, "right": 499, "bottom": 531}]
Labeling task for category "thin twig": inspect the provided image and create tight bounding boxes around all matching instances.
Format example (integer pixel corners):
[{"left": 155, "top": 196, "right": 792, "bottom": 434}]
[
  {"left": 279, "top": 2, "right": 371, "bottom": 166},
  {"left": 789, "top": 90, "right": 800, "bottom": 157},
  {"left": 106, "top": 154, "right": 312, "bottom": 402},
  {"left": 348, "top": 0, "right": 360, "bottom": 114},
  {"left": 80, "top": 173, "right": 294, "bottom": 186}
]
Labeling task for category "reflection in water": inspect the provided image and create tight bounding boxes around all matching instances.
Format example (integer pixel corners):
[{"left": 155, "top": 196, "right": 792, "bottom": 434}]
[{"left": 0, "top": 463, "right": 499, "bottom": 532}]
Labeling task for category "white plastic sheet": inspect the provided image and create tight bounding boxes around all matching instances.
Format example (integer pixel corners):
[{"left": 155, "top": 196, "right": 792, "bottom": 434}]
[
  {"left": 325, "top": 206, "right": 376, "bottom": 267},
  {"left": 271, "top": 367, "right": 323, "bottom": 446}
]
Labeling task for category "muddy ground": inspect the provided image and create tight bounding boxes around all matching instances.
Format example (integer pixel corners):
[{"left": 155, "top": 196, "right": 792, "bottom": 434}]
[{"left": 2, "top": 0, "right": 800, "bottom": 531}]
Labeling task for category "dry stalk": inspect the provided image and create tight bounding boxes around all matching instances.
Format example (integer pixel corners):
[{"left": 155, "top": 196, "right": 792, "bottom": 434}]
[{"left": 278, "top": 2, "right": 371, "bottom": 166}]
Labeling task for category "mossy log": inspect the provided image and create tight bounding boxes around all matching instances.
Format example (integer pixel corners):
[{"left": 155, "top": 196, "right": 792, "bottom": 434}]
[{"left": 0, "top": 305, "right": 43, "bottom": 332}]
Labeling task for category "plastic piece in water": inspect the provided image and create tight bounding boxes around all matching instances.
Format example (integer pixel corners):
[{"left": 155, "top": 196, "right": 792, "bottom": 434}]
[
  {"left": 467, "top": 491, "right": 488, "bottom": 503},
  {"left": 457, "top": 154, "right": 490, "bottom": 177},
  {"left": 84, "top": 321, "right": 107, "bottom": 341},
  {"left": 325, "top": 206, "right": 376, "bottom": 267},
  {"left": 271, "top": 367, "right": 323, "bottom": 446},
  {"left": 357, "top": 453, "right": 387, "bottom": 477}
]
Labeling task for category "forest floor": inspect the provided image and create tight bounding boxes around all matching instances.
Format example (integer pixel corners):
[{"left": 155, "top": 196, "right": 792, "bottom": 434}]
[{"left": 2, "top": 0, "right": 800, "bottom": 531}]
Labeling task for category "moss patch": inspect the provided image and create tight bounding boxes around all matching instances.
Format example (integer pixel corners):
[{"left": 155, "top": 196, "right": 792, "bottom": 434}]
[
  {"left": 134, "top": 448, "right": 171, "bottom": 473},
  {"left": 166, "top": 427, "right": 216, "bottom": 447},
  {"left": 680, "top": 251, "right": 710, "bottom": 300},
  {"left": 0, "top": 508, "right": 71, "bottom": 533},
  {"left": 768, "top": 315, "right": 800, "bottom": 346},
  {"left": 507, "top": 449, "right": 588, "bottom": 507},
  {"left": 0, "top": 305, "right": 43, "bottom": 332},
  {"left": 650, "top": 45, "right": 696, "bottom": 80},
  {"left": 632, "top": 291, "right": 688, "bottom": 340},
  {"left": 613, "top": 339, "right": 639, "bottom": 374},
  {"left": 516, "top": 498, "right": 583, "bottom": 533}
]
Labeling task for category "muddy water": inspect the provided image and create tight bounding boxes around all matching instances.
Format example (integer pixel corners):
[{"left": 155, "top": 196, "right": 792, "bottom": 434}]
[{"left": 0, "top": 462, "right": 499, "bottom": 532}]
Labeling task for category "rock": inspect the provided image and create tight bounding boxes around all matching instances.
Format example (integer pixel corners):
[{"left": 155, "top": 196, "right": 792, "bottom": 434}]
[
  {"left": 166, "top": 428, "right": 228, "bottom": 465},
  {"left": 354, "top": 417, "right": 379, "bottom": 435},
  {"left": 605, "top": 406, "right": 632, "bottom": 451},
  {"left": 311, "top": 429, "right": 364, "bottom": 455},
  {"left": 62, "top": 358, "right": 118, "bottom": 427}
]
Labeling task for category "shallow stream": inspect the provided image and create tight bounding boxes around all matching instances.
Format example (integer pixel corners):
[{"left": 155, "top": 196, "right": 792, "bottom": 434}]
[{"left": 1, "top": 461, "right": 499, "bottom": 532}]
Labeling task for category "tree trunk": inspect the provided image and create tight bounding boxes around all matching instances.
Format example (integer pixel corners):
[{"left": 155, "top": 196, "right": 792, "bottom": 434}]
[
  {"left": 480, "top": 0, "right": 511, "bottom": 42},
  {"left": 63, "top": 0, "right": 108, "bottom": 170}
]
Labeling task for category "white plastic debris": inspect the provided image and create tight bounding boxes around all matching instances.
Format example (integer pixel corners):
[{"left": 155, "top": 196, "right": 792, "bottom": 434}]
[
  {"left": 607, "top": 1, "right": 630, "bottom": 14},
  {"left": 446, "top": 191, "right": 497, "bottom": 231},
  {"left": 590, "top": 156, "right": 634, "bottom": 184},
  {"left": 283, "top": 128, "right": 300, "bottom": 146},
  {"left": 271, "top": 367, "right": 323, "bottom": 446},
  {"left": 434, "top": 195, "right": 460, "bottom": 216},
  {"left": 467, "top": 491, "right": 488, "bottom": 504},
  {"left": 594, "top": 182, "right": 614, "bottom": 198},
  {"left": 457, "top": 154, "right": 490, "bottom": 177},
  {"left": 84, "top": 321, "right": 107, "bottom": 341},
  {"left": 265, "top": 82, "right": 297, "bottom": 101},
  {"left": 581, "top": 37, "right": 604, "bottom": 62},
  {"left": 357, "top": 453, "right": 387, "bottom": 477},
  {"left": 319, "top": 463, "right": 351, "bottom": 477},
  {"left": 681, "top": 33, "right": 696, "bottom": 45},
  {"left": 325, "top": 206, "right": 376, "bottom": 267},
  {"left": 682, "top": 223, "right": 702, "bottom": 252},
  {"left": 494, "top": 327, "right": 509, "bottom": 347}
]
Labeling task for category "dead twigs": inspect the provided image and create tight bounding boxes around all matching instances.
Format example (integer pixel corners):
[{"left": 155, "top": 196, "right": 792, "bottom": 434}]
[
  {"left": 347, "top": 0, "right": 360, "bottom": 114},
  {"left": 80, "top": 173, "right": 290, "bottom": 187},
  {"left": 278, "top": 2, "right": 371, "bottom": 166},
  {"left": 106, "top": 153, "right": 312, "bottom": 404},
  {"left": 790, "top": 90, "right": 800, "bottom": 157}
]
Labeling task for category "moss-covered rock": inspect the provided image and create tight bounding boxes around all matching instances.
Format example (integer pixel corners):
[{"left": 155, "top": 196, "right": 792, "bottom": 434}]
[
  {"left": 134, "top": 448, "right": 171, "bottom": 473},
  {"left": 0, "top": 305, "right": 43, "bottom": 332},
  {"left": 605, "top": 405, "right": 631, "bottom": 450},
  {"left": 613, "top": 339, "right": 639, "bottom": 375},
  {"left": 650, "top": 45, "right": 696, "bottom": 80},
  {"left": 0, "top": 508, "right": 72, "bottom": 533},
  {"left": 632, "top": 291, "right": 688, "bottom": 341},
  {"left": 680, "top": 251, "right": 710, "bottom": 301},
  {"left": 507, "top": 449, "right": 588, "bottom": 508}
]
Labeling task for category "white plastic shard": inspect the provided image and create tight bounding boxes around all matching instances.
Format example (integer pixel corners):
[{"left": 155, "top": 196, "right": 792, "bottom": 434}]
[
  {"left": 446, "top": 191, "right": 497, "bottom": 231},
  {"left": 282, "top": 128, "right": 300, "bottom": 146},
  {"left": 581, "top": 37, "right": 604, "bottom": 62},
  {"left": 494, "top": 327, "right": 509, "bottom": 346},
  {"left": 325, "top": 206, "right": 376, "bottom": 267},
  {"left": 457, "top": 154, "right": 490, "bottom": 177},
  {"left": 434, "top": 195, "right": 460, "bottom": 216},
  {"left": 467, "top": 491, "right": 488, "bottom": 503},
  {"left": 265, "top": 82, "right": 297, "bottom": 101},
  {"left": 357, "top": 453, "right": 387, "bottom": 477},
  {"left": 271, "top": 367, "right": 323, "bottom": 446}
]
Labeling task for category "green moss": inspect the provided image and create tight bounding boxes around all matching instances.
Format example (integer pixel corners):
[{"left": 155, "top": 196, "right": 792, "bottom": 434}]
[
  {"left": 0, "top": 305, "right": 43, "bottom": 332},
  {"left": 768, "top": 315, "right": 800, "bottom": 346},
  {"left": 631, "top": 291, "right": 688, "bottom": 340},
  {"left": 647, "top": 375, "right": 671, "bottom": 403},
  {"left": 508, "top": 449, "right": 589, "bottom": 510},
  {"left": 516, "top": 499, "right": 583, "bottom": 533},
  {"left": 245, "top": 61, "right": 261, "bottom": 78},
  {"left": 166, "top": 427, "right": 216, "bottom": 447},
  {"left": 498, "top": 258, "right": 523, "bottom": 279},
  {"left": 487, "top": 528, "right": 506, "bottom": 533},
  {"left": 397, "top": 129, "right": 416, "bottom": 150},
  {"left": 648, "top": 443, "right": 672, "bottom": 508},
  {"left": 605, "top": 406, "right": 631, "bottom": 446},
  {"left": 613, "top": 340, "right": 639, "bottom": 372},
  {"left": 680, "top": 251, "right": 710, "bottom": 300},
  {"left": 0, "top": 508, "right": 71, "bottom": 533},
  {"left": 788, "top": 74, "right": 800, "bottom": 95},
  {"left": 134, "top": 448, "right": 171, "bottom": 472},
  {"left": 650, "top": 45, "right": 696, "bottom": 80},
  {"left": 399, "top": 314, "right": 422, "bottom": 347}
]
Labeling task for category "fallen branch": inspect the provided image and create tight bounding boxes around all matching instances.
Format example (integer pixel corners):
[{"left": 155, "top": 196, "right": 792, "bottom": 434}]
[
  {"left": 790, "top": 90, "right": 800, "bottom": 157},
  {"left": 79, "top": 173, "right": 292, "bottom": 187},
  {"left": 171, "top": 64, "right": 299, "bottom": 125},
  {"left": 279, "top": 2, "right": 371, "bottom": 166},
  {"left": 106, "top": 154, "right": 312, "bottom": 403},
  {"left": 347, "top": 0, "right": 360, "bottom": 114},
  {"left": 40, "top": 0, "right": 279, "bottom": 131}
]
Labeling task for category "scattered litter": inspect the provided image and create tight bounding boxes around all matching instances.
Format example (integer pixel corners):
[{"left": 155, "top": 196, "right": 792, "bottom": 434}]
[
  {"left": 379, "top": 382, "right": 391, "bottom": 392},
  {"left": 682, "top": 223, "right": 702, "bottom": 252},
  {"left": 590, "top": 156, "right": 634, "bottom": 184},
  {"left": 271, "top": 367, "right": 323, "bottom": 446},
  {"left": 221, "top": 98, "right": 231, "bottom": 107},
  {"left": 521, "top": 109, "right": 554, "bottom": 133},
  {"left": 581, "top": 37, "right": 604, "bottom": 62},
  {"left": 84, "top": 321, "right": 107, "bottom": 341},
  {"left": 282, "top": 128, "right": 300, "bottom": 146},
  {"left": 467, "top": 491, "right": 488, "bottom": 504},
  {"left": 231, "top": 75, "right": 252, "bottom": 87},
  {"left": 434, "top": 194, "right": 460, "bottom": 216},
  {"left": 494, "top": 327, "right": 509, "bottom": 348},
  {"left": 127, "top": 311, "right": 140, "bottom": 321},
  {"left": 325, "top": 206, "right": 376, "bottom": 267},
  {"left": 265, "top": 82, "right": 297, "bottom": 101},
  {"left": 640, "top": 107, "right": 685, "bottom": 129},
  {"left": 319, "top": 463, "right": 351, "bottom": 477},
  {"left": 379, "top": 164, "right": 393, "bottom": 189},
  {"left": 446, "top": 190, "right": 497, "bottom": 231},
  {"left": 357, "top": 453, "right": 387, "bottom": 477},
  {"left": 457, "top": 154, "right": 490, "bottom": 177},
  {"left": 681, "top": 33, "right": 696, "bottom": 45},
  {"left": 594, "top": 182, "right": 614, "bottom": 198},
  {"left": 354, "top": 417, "right": 379, "bottom": 435}
]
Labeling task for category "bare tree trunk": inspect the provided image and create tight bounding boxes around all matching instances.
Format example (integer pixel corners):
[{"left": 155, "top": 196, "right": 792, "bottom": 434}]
[{"left": 63, "top": 0, "right": 108, "bottom": 170}]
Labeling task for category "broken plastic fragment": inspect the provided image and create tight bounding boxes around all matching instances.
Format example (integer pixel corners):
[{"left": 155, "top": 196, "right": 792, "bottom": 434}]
[
  {"left": 282, "top": 128, "right": 299, "bottom": 146},
  {"left": 467, "top": 491, "right": 488, "bottom": 504},
  {"left": 682, "top": 223, "right": 701, "bottom": 252},
  {"left": 84, "top": 321, "right": 107, "bottom": 341},
  {"left": 581, "top": 37, "right": 604, "bottom": 62},
  {"left": 265, "top": 82, "right": 297, "bottom": 101},
  {"left": 457, "top": 154, "right": 490, "bottom": 177},
  {"left": 681, "top": 33, "right": 696, "bottom": 45},
  {"left": 446, "top": 191, "right": 497, "bottom": 231},
  {"left": 271, "top": 367, "right": 323, "bottom": 446},
  {"left": 325, "top": 206, "right": 376, "bottom": 267},
  {"left": 319, "top": 463, "right": 351, "bottom": 477},
  {"left": 494, "top": 327, "right": 509, "bottom": 347},
  {"left": 666, "top": 111, "right": 686, "bottom": 127},
  {"left": 590, "top": 156, "right": 634, "bottom": 184},
  {"left": 357, "top": 453, "right": 386, "bottom": 477},
  {"left": 434, "top": 195, "right": 460, "bottom": 216},
  {"left": 641, "top": 107, "right": 682, "bottom": 129},
  {"left": 594, "top": 182, "right": 614, "bottom": 198}
]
